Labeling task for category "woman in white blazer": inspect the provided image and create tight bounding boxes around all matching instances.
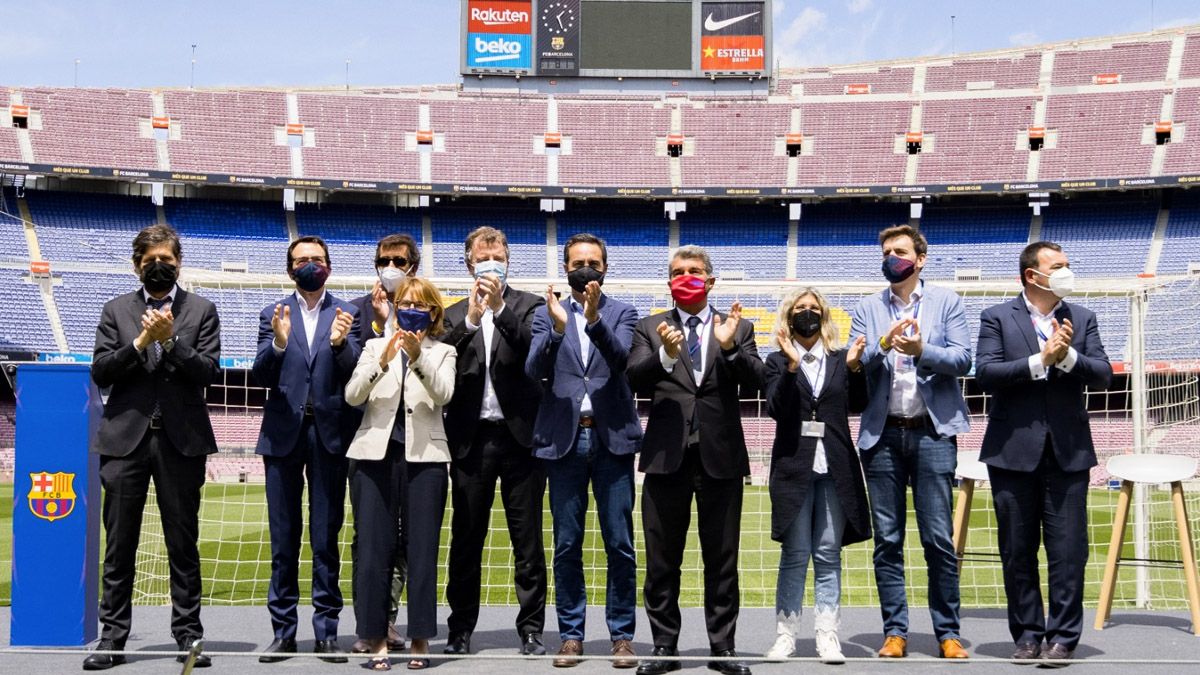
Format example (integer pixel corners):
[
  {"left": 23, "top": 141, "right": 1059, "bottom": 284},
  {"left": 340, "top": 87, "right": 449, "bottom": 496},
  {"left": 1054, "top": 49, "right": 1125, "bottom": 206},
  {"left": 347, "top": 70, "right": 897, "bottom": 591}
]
[{"left": 345, "top": 276, "right": 456, "bottom": 671}]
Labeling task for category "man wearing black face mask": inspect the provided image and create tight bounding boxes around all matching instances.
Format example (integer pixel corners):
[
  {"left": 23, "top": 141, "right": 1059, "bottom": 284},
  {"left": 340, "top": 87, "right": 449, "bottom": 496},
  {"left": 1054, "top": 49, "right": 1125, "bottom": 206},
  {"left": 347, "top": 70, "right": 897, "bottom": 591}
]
[
  {"left": 85, "top": 225, "right": 221, "bottom": 670},
  {"left": 347, "top": 233, "right": 420, "bottom": 656},
  {"left": 253, "top": 235, "right": 361, "bottom": 663}
]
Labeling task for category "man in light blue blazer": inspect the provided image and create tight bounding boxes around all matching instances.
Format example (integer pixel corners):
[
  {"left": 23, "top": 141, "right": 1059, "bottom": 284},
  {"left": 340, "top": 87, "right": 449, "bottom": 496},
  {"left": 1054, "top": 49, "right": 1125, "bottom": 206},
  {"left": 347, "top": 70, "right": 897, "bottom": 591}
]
[
  {"left": 526, "top": 233, "right": 643, "bottom": 668},
  {"left": 848, "top": 225, "right": 972, "bottom": 660}
]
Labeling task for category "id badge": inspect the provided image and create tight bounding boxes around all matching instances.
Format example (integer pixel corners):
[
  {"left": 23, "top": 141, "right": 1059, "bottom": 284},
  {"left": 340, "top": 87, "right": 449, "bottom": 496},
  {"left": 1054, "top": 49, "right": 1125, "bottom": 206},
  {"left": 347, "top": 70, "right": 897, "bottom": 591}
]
[
  {"left": 801, "top": 420, "right": 826, "bottom": 438},
  {"left": 895, "top": 353, "right": 914, "bottom": 372}
]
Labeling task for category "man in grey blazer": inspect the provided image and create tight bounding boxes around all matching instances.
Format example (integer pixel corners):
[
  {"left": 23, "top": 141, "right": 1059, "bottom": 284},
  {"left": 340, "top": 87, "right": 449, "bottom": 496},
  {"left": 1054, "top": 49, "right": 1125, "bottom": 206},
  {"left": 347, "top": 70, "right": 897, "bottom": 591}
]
[{"left": 849, "top": 225, "right": 972, "bottom": 660}]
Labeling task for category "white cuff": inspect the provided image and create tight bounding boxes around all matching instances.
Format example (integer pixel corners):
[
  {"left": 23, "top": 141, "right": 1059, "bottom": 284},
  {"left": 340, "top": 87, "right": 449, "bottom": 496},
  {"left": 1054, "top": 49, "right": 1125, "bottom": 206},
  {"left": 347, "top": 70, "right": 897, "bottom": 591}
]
[
  {"left": 1028, "top": 353, "right": 1048, "bottom": 381},
  {"left": 1056, "top": 347, "right": 1079, "bottom": 373},
  {"left": 659, "top": 345, "right": 678, "bottom": 372},
  {"left": 465, "top": 316, "right": 481, "bottom": 332},
  {"left": 272, "top": 339, "right": 286, "bottom": 354}
]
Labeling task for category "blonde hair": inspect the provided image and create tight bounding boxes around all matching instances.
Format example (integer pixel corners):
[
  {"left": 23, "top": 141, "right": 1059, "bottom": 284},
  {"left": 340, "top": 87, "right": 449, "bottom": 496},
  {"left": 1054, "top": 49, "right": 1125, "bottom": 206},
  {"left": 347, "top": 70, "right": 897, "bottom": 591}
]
[
  {"left": 392, "top": 277, "right": 447, "bottom": 337},
  {"left": 776, "top": 287, "right": 839, "bottom": 351}
]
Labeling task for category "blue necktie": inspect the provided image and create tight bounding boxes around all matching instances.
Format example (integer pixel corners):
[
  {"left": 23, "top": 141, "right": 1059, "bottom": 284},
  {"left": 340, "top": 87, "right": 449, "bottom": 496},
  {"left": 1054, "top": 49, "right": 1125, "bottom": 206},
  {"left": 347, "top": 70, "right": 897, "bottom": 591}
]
[
  {"left": 686, "top": 315, "right": 702, "bottom": 380},
  {"left": 147, "top": 296, "right": 169, "bottom": 419}
]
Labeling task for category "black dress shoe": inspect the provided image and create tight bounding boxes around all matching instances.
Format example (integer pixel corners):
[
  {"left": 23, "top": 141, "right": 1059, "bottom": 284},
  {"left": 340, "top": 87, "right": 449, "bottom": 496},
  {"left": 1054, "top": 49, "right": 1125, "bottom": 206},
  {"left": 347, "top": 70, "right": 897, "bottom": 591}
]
[
  {"left": 444, "top": 633, "right": 471, "bottom": 655},
  {"left": 707, "top": 649, "right": 751, "bottom": 675},
  {"left": 258, "top": 637, "right": 298, "bottom": 663},
  {"left": 1012, "top": 642, "right": 1042, "bottom": 662},
  {"left": 520, "top": 632, "right": 546, "bottom": 656},
  {"left": 1039, "top": 643, "right": 1074, "bottom": 668},
  {"left": 387, "top": 624, "right": 407, "bottom": 652},
  {"left": 82, "top": 639, "right": 126, "bottom": 671},
  {"left": 176, "top": 637, "right": 211, "bottom": 667},
  {"left": 636, "top": 646, "right": 681, "bottom": 675},
  {"left": 314, "top": 639, "right": 349, "bottom": 663}
]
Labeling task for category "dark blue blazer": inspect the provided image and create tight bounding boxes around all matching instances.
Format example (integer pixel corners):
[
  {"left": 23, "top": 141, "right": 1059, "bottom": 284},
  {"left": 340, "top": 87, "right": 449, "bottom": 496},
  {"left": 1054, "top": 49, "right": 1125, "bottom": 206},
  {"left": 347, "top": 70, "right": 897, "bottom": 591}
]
[
  {"left": 252, "top": 292, "right": 362, "bottom": 457},
  {"left": 525, "top": 294, "right": 642, "bottom": 460},
  {"left": 975, "top": 295, "right": 1113, "bottom": 473}
]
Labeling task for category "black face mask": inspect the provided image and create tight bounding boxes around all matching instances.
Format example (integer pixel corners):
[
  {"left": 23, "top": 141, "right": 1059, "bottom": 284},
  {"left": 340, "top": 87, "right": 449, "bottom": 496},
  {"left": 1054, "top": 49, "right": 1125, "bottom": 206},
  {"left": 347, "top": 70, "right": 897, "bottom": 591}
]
[
  {"left": 567, "top": 266, "right": 604, "bottom": 293},
  {"left": 790, "top": 309, "right": 822, "bottom": 339},
  {"left": 140, "top": 260, "right": 178, "bottom": 295}
]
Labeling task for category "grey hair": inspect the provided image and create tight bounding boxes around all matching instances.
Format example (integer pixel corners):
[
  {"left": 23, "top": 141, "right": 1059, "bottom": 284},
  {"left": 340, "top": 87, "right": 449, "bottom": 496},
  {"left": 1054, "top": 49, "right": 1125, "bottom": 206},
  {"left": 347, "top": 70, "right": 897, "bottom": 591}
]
[{"left": 669, "top": 245, "right": 713, "bottom": 275}]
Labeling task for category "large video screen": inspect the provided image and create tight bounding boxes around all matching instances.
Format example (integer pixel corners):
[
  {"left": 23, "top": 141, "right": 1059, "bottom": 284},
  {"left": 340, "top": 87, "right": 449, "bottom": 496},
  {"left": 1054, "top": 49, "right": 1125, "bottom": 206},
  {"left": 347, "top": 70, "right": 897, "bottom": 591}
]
[{"left": 579, "top": 1, "right": 693, "bottom": 71}]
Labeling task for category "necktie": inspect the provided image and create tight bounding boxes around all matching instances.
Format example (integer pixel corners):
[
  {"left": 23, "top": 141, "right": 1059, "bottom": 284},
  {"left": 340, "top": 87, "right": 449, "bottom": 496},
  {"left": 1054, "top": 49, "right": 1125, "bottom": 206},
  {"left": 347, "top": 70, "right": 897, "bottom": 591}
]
[
  {"left": 686, "top": 315, "right": 702, "bottom": 381},
  {"left": 147, "top": 296, "right": 169, "bottom": 419}
]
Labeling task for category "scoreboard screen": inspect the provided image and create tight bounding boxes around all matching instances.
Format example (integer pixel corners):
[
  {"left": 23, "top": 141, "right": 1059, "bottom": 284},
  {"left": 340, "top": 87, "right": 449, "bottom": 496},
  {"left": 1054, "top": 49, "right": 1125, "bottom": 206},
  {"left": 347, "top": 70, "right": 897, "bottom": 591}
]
[{"left": 579, "top": 1, "right": 692, "bottom": 72}]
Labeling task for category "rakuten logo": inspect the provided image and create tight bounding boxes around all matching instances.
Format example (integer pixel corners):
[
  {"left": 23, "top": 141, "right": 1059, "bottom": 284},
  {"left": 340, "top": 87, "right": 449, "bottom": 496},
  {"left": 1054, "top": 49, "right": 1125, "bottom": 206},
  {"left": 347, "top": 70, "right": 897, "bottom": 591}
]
[{"left": 471, "top": 7, "right": 529, "bottom": 26}]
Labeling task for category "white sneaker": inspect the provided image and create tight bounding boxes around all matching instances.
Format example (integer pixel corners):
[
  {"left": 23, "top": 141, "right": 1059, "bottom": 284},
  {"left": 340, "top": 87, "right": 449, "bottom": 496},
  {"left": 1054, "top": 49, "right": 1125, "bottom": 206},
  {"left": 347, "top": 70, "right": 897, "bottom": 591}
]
[
  {"left": 815, "top": 630, "right": 844, "bottom": 664},
  {"left": 766, "top": 634, "right": 796, "bottom": 660}
]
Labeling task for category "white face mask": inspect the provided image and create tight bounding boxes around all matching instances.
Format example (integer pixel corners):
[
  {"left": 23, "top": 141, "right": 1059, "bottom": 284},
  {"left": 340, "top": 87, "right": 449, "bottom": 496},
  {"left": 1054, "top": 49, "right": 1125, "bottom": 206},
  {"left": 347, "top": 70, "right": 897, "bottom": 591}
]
[
  {"left": 378, "top": 266, "right": 406, "bottom": 293},
  {"left": 472, "top": 259, "right": 508, "bottom": 286},
  {"left": 1032, "top": 267, "right": 1075, "bottom": 299}
]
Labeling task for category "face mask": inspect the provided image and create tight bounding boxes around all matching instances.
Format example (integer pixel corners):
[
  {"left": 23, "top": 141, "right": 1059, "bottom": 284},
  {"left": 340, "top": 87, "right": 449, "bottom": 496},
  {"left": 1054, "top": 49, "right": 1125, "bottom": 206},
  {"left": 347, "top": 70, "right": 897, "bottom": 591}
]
[
  {"left": 378, "top": 266, "right": 406, "bottom": 293},
  {"left": 473, "top": 259, "right": 508, "bottom": 286},
  {"left": 882, "top": 255, "right": 917, "bottom": 284},
  {"left": 396, "top": 308, "right": 432, "bottom": 334},
  {"left": 292, "top": 261, "right": 330, "bottom": 293},
  {"left": 567, "top": 266, "right": 604, "bottom": 293},
  {"left": 670, "top": 274, "right": 709, "bottom": 306},
  {"left": 1032, "top": 267, "right": 1075, "bottom": 299},
  {"left": 790, "top": 309, "right": 822, "bottom": 339},
  {"left": 140, "top": 260, "right": 178, "bottom": 295}
]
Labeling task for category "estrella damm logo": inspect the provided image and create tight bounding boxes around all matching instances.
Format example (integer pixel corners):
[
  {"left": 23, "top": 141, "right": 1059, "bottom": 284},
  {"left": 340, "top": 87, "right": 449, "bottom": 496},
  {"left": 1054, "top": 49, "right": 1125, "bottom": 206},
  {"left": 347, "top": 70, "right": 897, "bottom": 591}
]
[{"left": 28, "top": 471, "right": 76, "bottom": 522}]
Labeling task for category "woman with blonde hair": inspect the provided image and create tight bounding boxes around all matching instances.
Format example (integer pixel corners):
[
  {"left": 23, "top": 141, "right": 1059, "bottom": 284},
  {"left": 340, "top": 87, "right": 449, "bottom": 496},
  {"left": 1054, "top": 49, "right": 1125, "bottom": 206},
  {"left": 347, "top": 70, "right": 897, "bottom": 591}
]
[
  {"left": 345, "top": 277, "right": 456, "bottom": 671},
  {"left": 763, "top": 287, "right": 871, "bottom": 663}
]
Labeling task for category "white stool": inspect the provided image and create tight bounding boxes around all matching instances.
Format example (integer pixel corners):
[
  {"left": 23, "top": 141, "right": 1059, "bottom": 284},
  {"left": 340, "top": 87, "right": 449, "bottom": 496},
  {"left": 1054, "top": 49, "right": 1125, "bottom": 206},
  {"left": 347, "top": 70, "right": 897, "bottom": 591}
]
[
  {"left": 1094, "top": 454, "right": 1200, "bottom": 635},
  {"left": 952, "top": 450, "right": 993, "bottom": 573}
]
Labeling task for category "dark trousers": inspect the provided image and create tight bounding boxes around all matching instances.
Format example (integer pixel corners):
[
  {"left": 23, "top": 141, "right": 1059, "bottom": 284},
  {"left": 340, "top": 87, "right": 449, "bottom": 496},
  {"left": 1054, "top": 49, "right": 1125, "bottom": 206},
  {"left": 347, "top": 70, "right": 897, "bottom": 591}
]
[
  {"left": 988, "top": 440, "right": 1090, "bottom": 650},
  {"left": 642, "top": 445, "right": 744, "bottom": 652},
  {"left": 350, "top": 462, "right": 408, "bottom": 628},
  {"left": 446, "top": 421, "right": 547, "bottom": 639},
  {"left": 99, "top": 428, "right": 207, "bottom": 645},
  {"left": 263, "top": 417, "right": 348, "bottom": 641}
]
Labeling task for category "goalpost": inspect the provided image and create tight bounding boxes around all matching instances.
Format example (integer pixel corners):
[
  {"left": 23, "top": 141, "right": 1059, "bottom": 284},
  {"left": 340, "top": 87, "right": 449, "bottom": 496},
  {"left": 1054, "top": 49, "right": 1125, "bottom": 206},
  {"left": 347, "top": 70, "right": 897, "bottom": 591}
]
[{"left": 116, "top": 272, "right": 1200, "bottom": 611}]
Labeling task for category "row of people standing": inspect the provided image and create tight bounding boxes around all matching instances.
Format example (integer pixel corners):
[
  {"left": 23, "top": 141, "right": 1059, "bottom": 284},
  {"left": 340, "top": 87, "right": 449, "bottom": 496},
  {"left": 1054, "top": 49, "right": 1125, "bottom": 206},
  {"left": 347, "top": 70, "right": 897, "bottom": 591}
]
[{"left": 84, "top": 220, "right": 1110, "bottom": 672}]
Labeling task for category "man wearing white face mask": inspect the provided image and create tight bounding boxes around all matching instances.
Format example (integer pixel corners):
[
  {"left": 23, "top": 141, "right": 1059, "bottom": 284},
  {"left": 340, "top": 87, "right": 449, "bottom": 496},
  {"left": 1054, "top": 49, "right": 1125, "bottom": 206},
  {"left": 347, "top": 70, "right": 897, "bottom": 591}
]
[
  {"left": 348, "top": 232, "right": 420, "bottom": 656},
  {"left": 975, "top": 241, "right": 1112, "bottom": 665}
]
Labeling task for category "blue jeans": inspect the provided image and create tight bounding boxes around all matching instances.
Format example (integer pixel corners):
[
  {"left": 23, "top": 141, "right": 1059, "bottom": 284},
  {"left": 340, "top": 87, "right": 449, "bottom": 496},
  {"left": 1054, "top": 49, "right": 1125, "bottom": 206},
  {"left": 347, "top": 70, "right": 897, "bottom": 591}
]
[
  {"left": 776, "top": 475, "right": 845, "bottom": 633},
  {"left": 543, "top": 427, "right": 637, "bottom": 641},
  {"left": 861, "top": 425, "right": 961, "bottom": 641}
]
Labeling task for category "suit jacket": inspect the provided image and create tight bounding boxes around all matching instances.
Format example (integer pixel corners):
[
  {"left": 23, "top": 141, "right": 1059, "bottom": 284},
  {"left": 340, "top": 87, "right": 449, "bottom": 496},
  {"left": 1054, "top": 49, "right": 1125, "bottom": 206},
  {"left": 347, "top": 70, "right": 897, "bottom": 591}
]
[
  {"left": 627, "top": 307, "right": 765, "bottom": 479},
  {"left": 344, "top": 336, "right": 456, "bottom": 463},
  {"left": 91, "top": 288, "right": 221, "bottom": 457},
  {"left": 252, "top": 292, "right": 362, "bottom": 457},
  {"left": 525, "top": 293, "right": 642, "bottom": 460},
  {"left": 441, "top": 286, "right": 544, "bottom": 456},
  {"left": 849, "top": 282, "right": 972, "bottom": 449},
  {"left": 763, "top": 349, "right": 871, "bottom": 545},
  {"left": 975, "top": 295, "right": 1113, "bottom": 473}
]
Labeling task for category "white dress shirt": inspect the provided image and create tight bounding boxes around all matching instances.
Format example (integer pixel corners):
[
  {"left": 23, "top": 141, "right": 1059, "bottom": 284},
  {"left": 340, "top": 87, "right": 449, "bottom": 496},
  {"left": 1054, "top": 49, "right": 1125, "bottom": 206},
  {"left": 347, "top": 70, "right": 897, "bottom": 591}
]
[
  {"left": 660, "top": 305, "right": 713, "bottom": 381},
  {"left": 274, "top": 290, "right": 326, "bottom": 353},
  {"left": 1023, "top": 293, "right": 1079, "bottom": 380},
  {"left": 570, "top": 300, "right": 594, "bottom": 415},
  {"left": 886, "top": 283, "right": 928, "bottom": 418},
  {"left": 464, "top": 303, "right": 508, "bottom": 421},
  {"left": 794, "top": 339, "right": 829, "bottom": 475}
]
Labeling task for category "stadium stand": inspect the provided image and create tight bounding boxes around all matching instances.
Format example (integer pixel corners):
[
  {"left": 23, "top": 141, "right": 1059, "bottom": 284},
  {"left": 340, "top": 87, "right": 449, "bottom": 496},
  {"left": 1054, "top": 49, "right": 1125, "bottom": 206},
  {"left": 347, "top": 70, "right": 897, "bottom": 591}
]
[
  {"left": 294, "top": 201, "right": 422, "bottom": 276},
  {"left": 556, "top": 100, "right": 672, "bottom": 186},
  {"left": 20, "top": 88, "right": 158, "bottom": 168},
  {"left": 1039, "top": 91, "right": 1162, "bottom": 180},
  {"left": 919, "top": 202, "right": 1032, "bottom": 279},
  {"left": 1049, "top": 41, "right": 1171, "bottom": 86},
  {"left": 162, "top": 90, "right": 291, "bottom": 176},
  {"left": 1162, "top": 87, "right": 1200, "bottom": 176},
  {"left": 166, "top": 197, "right": 291, "bottom": 271},
  {"left": 781, "top": 66, "right": 915, "bottom": 96},
  {"left": 53, "top": 272, "right": 131, "bottom": 353},
  {"left": 428, "top": 98, "right": 547, "bottom": 185},
  {"left": 923, "top": 53, "right": 1042, "bottom": 91},
  {"left": 678, "top": 102, "right": 790, "bottom": 186},
  {"left": 296, "top": 93, "right": 422, "bottom": 181},
  {"left": 430, "top": 201, "right": 548, "bottom": 278},
  {"left": 25, "top": 190, "right": 155, "bottom": 264},
  {"left": 1039, "top": 197, "right": 1159, "bottom": 277},
  {"left": 793, "top": 201, "right": 910, "bottom": 279},
  {"left": 677, "top": 204, "right": 788, "bottom": 279},
  {"left": 916, "top": 97, "right": 1038, "bottom": 183},
  {"left": 794, "top": 101, "right": 910, "bottom": 185},
  {"left": 553, "top": 201, "right": 669, "bottom": 279},
  {"left": 0, "top": 268, "right": 58, "bottom": 352},
  {"left": 1158, "top": 191, "right": 1200, "bottom": 275}
]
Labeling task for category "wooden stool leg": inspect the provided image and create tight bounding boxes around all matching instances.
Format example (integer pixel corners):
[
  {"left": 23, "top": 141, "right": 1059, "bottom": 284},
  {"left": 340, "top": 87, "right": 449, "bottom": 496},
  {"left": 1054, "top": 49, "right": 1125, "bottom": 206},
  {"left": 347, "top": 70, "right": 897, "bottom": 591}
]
[
  {"left": 952, "top": 478, "right": 975, "bottom": 574},
  {"left": 1170, "top": 482, "right": 1200, "bottom": 637},
  {"left": 1095, "top": 481, "right": 1133, "bottom": 630}
]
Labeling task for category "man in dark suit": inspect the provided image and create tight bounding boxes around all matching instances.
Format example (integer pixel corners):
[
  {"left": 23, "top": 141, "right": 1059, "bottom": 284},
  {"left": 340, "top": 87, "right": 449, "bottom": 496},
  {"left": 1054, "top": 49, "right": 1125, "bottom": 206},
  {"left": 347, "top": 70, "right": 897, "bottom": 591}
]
[
  {"left": 85, "top": 225, "right": 221, "bottom": 670},
  {"left": 976, "top": 241, "right": 1112, "bottom": 664},
  {"left": 253, "top": 235, "right": 360, "bottom": 663},
  {"left": 346, "top": 232, "right": 419, "bottom": 655},
  {"left": 442, "top": 226, "right": 548, "bottom": 656},
  {"left": 526, "top": 233, "right": 643, "bottom": 668},
  {"left": 627, "top": 245, "right": 763, "bottom": 675}
]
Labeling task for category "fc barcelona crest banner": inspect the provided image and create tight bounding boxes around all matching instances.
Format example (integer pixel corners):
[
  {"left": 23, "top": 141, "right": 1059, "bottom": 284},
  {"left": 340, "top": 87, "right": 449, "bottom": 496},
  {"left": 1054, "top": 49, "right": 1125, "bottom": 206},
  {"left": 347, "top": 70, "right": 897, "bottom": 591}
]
[{"left": 28, "top": 471, "right": 76, "bottom": 522}]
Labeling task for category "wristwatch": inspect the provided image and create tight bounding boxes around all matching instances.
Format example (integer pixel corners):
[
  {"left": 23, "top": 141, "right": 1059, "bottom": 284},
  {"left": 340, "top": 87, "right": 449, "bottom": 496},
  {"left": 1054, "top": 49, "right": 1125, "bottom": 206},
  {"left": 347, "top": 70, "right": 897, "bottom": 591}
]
[{"left": 162, "top": 337, "right": 176, "bottom": 353}]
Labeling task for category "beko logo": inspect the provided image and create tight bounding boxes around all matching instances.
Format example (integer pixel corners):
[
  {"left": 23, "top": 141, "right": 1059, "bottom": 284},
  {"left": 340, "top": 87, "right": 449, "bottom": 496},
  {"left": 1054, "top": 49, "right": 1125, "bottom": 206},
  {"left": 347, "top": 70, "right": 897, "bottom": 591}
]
[
  {"left": 704, "top": 10, "right": 760, "bottom": 32},
  {"left": 470, "top": 7, "right": 530, "bottom": 26},
  {"left": 474, "top": 36, "right": 524, "bottom": 62}
]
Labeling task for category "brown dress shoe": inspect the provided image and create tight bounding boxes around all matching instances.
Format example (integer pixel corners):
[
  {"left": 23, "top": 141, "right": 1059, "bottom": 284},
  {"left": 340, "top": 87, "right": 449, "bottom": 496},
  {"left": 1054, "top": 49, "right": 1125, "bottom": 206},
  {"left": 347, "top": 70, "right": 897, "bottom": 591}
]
[
  {"left": 388, "top": 624, "right": 406, "bottom": 652},
  {"left": 878, "top": 635, "right": 907, "bottom": 658},
  {"left": 554, "top": 639, "right": 584, "bottom": 668},
  {"left": 351, "top": 638, "right": 372, "bottom": 654},
  {"left": 612, "top": 639, "right": 637, "bottom": 669},
  {"left": 939, "top": 638, "right": 969, "bottom": 659}
]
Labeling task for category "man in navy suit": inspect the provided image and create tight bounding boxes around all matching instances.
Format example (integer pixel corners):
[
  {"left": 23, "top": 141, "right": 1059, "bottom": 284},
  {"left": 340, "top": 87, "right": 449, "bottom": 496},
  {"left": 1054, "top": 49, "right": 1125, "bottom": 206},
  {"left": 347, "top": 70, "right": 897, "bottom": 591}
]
[
  {"left": 976, "top": 241, "right": 1112, "bottom": 664},
  {"left": 253, "top": 235, "right": 361, "bottom": 663},
  {"left": 849, "top": 225, "right": 973, "bottom": 660},
  {"left": 526, "top": 233, "right": 643, "bottom": 668}
]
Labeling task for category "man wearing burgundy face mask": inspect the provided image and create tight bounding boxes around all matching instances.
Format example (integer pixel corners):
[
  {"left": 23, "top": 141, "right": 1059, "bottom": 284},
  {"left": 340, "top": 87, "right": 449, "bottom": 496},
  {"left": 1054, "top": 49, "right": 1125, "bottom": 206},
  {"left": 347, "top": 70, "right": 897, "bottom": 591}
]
[
  {"left": 848, "top": 225, "right": 973, "bottom": 660},
  {"left": 626, "top": 245, "right": 763, "bottom": 675},
  {"left": 252, "top": 235, "right": 361, "bottom": 663}
]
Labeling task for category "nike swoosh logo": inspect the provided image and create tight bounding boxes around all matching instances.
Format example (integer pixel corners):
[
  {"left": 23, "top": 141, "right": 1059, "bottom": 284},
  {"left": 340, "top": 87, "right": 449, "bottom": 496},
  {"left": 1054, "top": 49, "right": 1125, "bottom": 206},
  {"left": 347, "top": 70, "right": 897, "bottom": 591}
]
[{"left": 704, "top": 10, "right": 761, "bottom": 32}]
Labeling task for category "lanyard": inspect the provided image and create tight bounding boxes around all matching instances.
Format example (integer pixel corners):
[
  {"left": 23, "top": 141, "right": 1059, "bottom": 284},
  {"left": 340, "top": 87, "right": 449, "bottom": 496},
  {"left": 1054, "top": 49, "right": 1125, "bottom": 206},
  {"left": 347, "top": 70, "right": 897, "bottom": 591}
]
[
  {"left": 1031, "top": 317, "right": 1051, "bottom": 343},
  {"left": 801, "top": 351, "right": 825, "bottom": 419},
  {"left": 889, "top": 296, "right": 921, "bottom": 335}
]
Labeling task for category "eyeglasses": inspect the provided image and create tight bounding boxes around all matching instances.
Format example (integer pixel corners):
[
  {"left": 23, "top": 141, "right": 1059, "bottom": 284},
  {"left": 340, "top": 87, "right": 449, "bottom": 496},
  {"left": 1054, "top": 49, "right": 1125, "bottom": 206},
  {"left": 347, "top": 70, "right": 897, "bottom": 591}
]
[
  {"left": 376, "top": 256, "right": 411, "bottom": 269},
  {"left": 396, "top": 301, "right": 431, "bottom": 311},
  {"left": 293, "top": 256, "right": 327, "bottom": 267}
]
